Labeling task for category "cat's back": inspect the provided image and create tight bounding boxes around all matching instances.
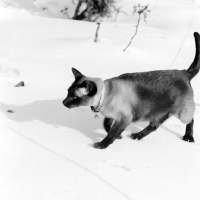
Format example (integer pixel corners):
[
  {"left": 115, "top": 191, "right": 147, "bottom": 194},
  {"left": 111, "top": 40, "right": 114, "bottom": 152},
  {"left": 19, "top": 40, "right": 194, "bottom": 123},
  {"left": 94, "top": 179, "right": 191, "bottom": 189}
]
[{"left": 115, "top": 69, "right": 191, "bottom": 93}]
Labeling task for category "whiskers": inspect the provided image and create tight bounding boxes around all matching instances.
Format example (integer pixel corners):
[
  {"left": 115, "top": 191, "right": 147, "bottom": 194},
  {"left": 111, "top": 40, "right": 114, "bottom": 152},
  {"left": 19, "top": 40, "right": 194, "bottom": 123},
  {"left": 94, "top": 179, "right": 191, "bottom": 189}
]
[{"left": 68, "top": 108, "right": 76, "bottom": 121}]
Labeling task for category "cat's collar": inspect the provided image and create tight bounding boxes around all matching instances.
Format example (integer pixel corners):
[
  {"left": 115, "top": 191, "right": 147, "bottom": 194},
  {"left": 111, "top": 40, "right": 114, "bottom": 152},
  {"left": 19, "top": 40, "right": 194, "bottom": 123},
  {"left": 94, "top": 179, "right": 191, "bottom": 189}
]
[{"left": 91, "top": 86, "right": 105, "bottom": 113}]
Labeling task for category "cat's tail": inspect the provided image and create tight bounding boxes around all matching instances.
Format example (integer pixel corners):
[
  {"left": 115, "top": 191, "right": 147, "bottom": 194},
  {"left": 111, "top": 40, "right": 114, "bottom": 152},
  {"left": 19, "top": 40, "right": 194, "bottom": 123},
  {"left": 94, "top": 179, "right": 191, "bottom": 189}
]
[{"left": 186, "top": 32, "right": 200, "bottom": 80}]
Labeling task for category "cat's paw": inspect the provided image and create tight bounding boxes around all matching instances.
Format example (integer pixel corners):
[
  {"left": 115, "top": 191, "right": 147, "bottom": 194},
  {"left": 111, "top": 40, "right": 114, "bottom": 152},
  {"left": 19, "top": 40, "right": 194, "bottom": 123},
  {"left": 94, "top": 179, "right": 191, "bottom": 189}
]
[
  {"left": 117, "top": 135, "right": 122, "bottom": 139},
  {"left": 182, "top": 135, "right": 195, "bottom": 143},
  {"left": 130, "top": 133, "right": 143, "bottom": 140},
  {"left": 93, "top": 142, "right": 108, "bottom": 149}
]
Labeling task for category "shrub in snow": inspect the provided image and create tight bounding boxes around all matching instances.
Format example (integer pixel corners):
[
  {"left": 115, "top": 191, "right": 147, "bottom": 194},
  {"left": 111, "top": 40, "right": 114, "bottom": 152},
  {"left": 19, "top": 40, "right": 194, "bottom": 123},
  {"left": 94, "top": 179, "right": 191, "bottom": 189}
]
[
  {"left": 123, "top": 4, "right": 150, "bottom": 52},
  {"left": 72, "top": 0, "right": 124, "bottom": 22}
]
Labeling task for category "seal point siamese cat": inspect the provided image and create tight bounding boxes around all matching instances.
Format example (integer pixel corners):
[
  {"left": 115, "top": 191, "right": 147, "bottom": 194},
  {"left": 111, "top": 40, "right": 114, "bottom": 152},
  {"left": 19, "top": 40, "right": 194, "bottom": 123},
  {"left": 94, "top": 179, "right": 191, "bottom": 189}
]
[{"left": 63, "top": 32, "right": 200, "bottom": 149}]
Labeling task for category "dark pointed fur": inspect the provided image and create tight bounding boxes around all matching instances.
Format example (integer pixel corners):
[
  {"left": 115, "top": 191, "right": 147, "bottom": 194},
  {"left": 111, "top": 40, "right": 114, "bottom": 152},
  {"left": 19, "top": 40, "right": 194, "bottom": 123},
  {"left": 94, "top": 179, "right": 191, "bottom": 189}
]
[
  {"left": 63, "top": 32, "right": 200, "bottom": 149},
  {"left": 186, "top": 32, "right": 200, "bottom": 79}
]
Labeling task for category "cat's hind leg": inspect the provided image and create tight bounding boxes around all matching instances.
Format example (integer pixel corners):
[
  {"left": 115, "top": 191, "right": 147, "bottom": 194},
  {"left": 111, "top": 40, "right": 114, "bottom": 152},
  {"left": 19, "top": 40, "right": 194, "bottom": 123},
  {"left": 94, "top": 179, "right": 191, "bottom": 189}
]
[{"left": 130, "top": 113, "right": 170, "bottom": 140}]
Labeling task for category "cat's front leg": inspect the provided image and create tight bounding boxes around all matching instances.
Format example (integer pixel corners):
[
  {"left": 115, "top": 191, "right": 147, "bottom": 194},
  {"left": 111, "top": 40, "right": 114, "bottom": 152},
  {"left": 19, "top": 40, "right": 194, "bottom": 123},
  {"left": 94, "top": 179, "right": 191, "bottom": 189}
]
[{"left": 93, "top": 116, "right": 132, "bottom": 149}]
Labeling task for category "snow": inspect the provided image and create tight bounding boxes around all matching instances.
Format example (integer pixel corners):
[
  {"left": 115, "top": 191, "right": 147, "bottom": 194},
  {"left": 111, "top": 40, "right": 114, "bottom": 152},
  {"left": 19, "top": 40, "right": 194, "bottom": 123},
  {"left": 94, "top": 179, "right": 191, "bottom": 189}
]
[{"left": 0, "top": 0, "right": 200, "bottom": 199}]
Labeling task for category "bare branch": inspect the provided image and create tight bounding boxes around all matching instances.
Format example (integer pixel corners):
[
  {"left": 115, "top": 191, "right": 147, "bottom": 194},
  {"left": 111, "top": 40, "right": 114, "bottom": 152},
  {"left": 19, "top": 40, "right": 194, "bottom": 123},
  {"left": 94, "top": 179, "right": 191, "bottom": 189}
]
[
  {"left": 123, "top": 4, "right": 150, "bottom": 52},
  {"left": 94, "top": 22, "right": 101, "bottom": 42},
  {"left": 123, "top": 15, "right": 141, "bottom": 52}
]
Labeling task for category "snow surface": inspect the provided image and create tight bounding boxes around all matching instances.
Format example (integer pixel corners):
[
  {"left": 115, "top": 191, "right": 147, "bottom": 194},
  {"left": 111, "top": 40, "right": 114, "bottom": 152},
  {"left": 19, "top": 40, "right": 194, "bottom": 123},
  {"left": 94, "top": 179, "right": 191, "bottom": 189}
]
[{"left": 0, "top": 0, "right": 200, "bottom": 199}]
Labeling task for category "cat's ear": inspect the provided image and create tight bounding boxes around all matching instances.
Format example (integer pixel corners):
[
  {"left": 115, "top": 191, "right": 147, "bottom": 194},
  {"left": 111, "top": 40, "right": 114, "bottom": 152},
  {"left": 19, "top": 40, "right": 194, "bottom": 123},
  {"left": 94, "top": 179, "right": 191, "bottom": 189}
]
[
  {"left": 72, "top": 68, "right": 85, "bottom": 79},
  {"left": 80, "top": 80, "right": 97, "bottom": 96}
]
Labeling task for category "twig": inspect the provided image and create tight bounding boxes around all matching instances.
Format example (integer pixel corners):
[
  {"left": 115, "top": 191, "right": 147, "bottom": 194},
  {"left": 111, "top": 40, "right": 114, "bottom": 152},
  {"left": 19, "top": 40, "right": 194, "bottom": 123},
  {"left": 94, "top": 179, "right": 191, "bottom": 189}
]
[
  {"left": 123, "top": 15, "right": 141, "bottom": 52},
  {"left": 94, "top": 22, "right": 101, "bottom": 43},
  {"left": 123, "top": 4, "right": 150, "bottom": 52},
  {"left": 113, "top": 7, "right": 127, "bottom": 22}
]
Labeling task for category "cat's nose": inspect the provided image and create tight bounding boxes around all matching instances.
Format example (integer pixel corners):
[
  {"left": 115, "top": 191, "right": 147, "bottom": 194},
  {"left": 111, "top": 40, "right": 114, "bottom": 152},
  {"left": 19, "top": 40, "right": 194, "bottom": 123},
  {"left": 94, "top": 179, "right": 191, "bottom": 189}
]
[{"left": 63, "top": 99, "right": 69, "bottom": 107}]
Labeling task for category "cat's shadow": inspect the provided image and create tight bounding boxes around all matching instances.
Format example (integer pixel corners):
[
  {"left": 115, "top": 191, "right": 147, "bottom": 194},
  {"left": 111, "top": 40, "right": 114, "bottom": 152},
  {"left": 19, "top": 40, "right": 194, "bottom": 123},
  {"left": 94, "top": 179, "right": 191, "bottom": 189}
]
[{"left": 0, "top": 99, "right": 142, "bottom": 143}]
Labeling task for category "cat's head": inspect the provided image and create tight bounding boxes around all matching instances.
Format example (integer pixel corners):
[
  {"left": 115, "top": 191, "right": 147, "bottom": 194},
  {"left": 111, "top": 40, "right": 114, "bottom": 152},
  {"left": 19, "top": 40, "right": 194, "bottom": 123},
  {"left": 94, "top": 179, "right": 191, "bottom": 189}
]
[{"left": 63, "top": 68, "right": 104, "bottom": 109}]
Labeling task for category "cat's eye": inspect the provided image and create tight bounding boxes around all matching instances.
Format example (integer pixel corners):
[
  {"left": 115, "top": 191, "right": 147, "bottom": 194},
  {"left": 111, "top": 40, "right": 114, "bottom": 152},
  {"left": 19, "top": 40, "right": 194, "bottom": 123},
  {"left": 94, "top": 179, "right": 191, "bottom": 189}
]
[{"left": 72, "top": 96, "right": 77, "bottom": 100}]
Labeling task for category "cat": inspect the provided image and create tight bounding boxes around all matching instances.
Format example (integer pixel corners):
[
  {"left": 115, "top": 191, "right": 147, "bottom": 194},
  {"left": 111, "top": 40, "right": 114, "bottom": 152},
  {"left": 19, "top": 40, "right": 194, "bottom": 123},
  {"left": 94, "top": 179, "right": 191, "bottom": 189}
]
[{"left": 63, "top": 32, "right": 200, "bottom": 149}]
